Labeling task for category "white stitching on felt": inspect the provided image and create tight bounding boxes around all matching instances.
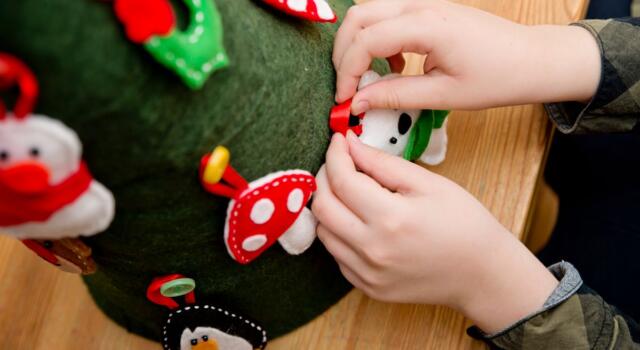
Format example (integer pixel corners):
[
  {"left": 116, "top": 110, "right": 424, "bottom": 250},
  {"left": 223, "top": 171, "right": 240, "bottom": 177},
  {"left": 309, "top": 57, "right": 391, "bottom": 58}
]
[
  {"left": 147, "top": 0, "right": 226, "bottom": 80},
  {"left": 226, "top": 173, "right": 316, "bottom": 263},
  {"left": 162, "top": 304, "right": 268, "bottom": 349}
]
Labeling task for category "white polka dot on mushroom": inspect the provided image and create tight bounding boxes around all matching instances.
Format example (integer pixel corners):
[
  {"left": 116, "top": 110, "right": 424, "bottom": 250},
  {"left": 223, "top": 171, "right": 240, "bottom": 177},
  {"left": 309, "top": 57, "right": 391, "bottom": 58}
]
[
  {"left": 287, "top": 0, "right": 307, "bottom": 11},
  {"left": 250, "top": 198, "right": 275, "bottom": 224},
  {"left": 314, "top": 0, "right": 334, "bottom": 20},
  {"left": 287, "top": 189, "right": 304, "bottom": 213},
  {"left": 242, "top": 234, "right": 268, "bottom": 252}
]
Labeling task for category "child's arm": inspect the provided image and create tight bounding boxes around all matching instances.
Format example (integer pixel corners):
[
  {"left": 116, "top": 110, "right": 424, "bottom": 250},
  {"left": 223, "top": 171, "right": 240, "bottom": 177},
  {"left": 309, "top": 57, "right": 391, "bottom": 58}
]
[
  {"left": 314, "top": 132, "right": 640, "bottom": 349},
  {"left": 336, "top": 1, "right": 640, "bottom": 134},
  {"left": 315, "top": 1, "right": 640, "bottom": 348},
  {"left": 333, "top": 0, "right": 601, "bottom": 115},
  {"left": 314, "top": 132, "right": 560, "bottom": 334}
]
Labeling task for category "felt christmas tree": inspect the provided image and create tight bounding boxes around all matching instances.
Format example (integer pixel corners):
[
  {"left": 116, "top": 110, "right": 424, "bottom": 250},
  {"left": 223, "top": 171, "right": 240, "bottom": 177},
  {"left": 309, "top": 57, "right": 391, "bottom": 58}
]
[
  {"left": 0, "top": 0, "right": 390, "bottom": 345},
  {"left": 1, "top": 0, "right": 452, "bottom": 347}
]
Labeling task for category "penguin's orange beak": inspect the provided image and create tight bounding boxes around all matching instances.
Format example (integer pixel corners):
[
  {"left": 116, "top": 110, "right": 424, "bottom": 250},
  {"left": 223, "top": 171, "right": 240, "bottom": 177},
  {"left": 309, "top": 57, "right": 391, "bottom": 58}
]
[
  {"left": 0, "top": 161, "right": 50, "bottom": 194},
  {"left": 192, "top": 339, "right": 219, "bottom": 350}
]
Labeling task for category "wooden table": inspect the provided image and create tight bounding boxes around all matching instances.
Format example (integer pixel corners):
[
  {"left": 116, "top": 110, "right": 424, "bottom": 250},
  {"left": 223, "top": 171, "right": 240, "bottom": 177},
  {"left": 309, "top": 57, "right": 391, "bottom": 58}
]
[{"left": 0, "top": 0, "right": 588, "bottom": 348}]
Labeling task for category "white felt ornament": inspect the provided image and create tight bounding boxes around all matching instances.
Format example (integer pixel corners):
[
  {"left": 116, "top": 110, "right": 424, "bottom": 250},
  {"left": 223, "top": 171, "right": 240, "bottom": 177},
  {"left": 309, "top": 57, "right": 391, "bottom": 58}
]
[
  {"left": 180, "top": 327, "right": 253, "bottom": 350},
  {"left": 0, "top": 114, "right": 115, "bottom": 240},
  {"left": 356, "top": 71, "right": 449, "bottom": 165}
]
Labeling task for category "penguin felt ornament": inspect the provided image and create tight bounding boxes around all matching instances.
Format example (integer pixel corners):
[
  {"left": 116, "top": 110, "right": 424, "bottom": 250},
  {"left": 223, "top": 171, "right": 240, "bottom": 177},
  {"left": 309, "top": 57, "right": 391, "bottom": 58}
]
[
  {"left": 0, "top": 53, "right": 115, "bottom": 274},
  {"left": 200, "top": 146, "right": 317, "bottom": 264},
  {"left": 147, "top": 274, "right": 268, "bottom": 350},
  {"left": 330, "top": 70, "right": 450, "bottom": 165}
]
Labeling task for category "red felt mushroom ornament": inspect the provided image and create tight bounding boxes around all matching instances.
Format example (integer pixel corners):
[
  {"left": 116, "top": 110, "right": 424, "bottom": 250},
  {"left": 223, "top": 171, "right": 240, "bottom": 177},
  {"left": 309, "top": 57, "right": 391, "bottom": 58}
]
[
  {"left": 260, "top": 0, "right": 337, "bottom": 23},
  {"left": 200, "top": 146, "right": 318, "bottom": 264}
]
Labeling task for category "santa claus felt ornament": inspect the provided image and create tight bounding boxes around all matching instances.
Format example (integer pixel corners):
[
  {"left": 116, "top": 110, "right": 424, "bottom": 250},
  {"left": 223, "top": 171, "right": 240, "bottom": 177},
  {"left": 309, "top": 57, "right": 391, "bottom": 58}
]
[{"left": 0, "top": 53, "right": 115, "bottom": 274}]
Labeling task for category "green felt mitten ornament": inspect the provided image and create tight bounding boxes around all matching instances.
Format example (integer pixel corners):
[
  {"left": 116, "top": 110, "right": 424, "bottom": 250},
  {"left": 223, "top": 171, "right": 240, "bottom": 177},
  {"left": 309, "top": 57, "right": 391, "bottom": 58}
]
[{"left": 0, "top": 0, "right": 388, "bottom": 345}]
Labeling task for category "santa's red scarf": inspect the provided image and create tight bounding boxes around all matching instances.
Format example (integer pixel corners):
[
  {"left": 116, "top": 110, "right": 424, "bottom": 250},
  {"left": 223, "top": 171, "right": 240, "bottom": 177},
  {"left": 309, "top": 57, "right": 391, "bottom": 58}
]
[{"left": 0, "top": 162, "right": 93, "bottom": 226}]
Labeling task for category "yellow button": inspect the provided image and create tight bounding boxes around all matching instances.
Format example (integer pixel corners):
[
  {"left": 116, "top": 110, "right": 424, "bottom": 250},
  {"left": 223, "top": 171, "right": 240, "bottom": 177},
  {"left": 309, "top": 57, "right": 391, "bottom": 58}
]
[{"left": 203, "top": 146, "right": 230, "bottom": 184}]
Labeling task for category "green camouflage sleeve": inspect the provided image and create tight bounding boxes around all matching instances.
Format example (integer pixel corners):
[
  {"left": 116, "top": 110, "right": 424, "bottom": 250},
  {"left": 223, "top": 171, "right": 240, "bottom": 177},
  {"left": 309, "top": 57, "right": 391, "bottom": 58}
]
[
  {"left": 545, "top": 18, "right": 640, "bottom": 134},
  {"left": 468, "top": 262, "right": 640, "bottom": 349}
]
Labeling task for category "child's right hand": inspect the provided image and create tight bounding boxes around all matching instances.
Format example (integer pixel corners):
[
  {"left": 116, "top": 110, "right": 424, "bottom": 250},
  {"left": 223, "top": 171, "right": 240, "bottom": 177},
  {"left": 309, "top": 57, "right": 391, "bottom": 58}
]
[{"left": 334, "top": 0, "right": 602, "bottom": 115}]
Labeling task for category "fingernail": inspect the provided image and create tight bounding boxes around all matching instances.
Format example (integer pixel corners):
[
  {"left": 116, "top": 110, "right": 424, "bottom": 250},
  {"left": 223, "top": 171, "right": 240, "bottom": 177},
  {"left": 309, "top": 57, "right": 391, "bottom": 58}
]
[{"left": 352, "top": 100, "right": 369, "bottom": 115}]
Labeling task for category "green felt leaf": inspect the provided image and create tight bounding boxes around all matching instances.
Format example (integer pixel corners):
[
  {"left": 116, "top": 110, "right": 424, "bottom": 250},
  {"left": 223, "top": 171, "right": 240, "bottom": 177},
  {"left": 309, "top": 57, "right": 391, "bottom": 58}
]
[
  {"left": 0, "top": 0, "right": 384, "bottom": 342},
  {"left": 433, "top": 109, "right": 450, "bottom": 129},
  {"left": 403, "top": 110, "right": 434, "bottom": 161}
]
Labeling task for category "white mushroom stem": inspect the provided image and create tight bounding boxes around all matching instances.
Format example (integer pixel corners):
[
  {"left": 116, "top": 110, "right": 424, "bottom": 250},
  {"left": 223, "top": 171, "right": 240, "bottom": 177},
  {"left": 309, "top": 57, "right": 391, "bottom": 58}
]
[{"left": 278, "top": 207, "right": 317, "bottom": 255}]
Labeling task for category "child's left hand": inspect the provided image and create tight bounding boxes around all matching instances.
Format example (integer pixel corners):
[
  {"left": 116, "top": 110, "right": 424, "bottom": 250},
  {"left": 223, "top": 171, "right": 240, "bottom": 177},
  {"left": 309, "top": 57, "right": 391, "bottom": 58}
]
[{"left": 312, "top": 131, "right": 559, "bottom": 333}]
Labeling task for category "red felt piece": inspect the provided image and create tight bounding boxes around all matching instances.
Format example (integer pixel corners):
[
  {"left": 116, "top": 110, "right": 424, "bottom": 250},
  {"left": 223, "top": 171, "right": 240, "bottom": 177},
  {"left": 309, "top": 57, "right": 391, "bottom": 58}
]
[
  {"left": 147, "top": 274, "right": 196, "bottom": 310},
  {"left": 21, "top": 239, "right": 60, "bottom": 266},
  {"left": 0, "top": 53, "right": 39, "bottom": 119},
  {"left": 0, "top": 162, "right": 93, "bottom": 226},
  {"left": 0, "top": 162, "right": 50, "bottom": 195},
  {"left": 226, "top": 172, "right": 316, "bottom": 264},
  {"left": 199, "top": 154, "right": 248, "bottom": 199},
  {"left": 329, "top": 99, "right": 363, "bottom": 136},
  {"left": 260, "top": 0, "right": 337, "bottom": 23},
  {"left": 114, "top": 0, "right": 176, "bottom": 44},
  {"left": 223, "top": 165, "right": 249, "bottom": 191},
  {"left": 0, "top": 60, "right": 15, "bottom": 119}
]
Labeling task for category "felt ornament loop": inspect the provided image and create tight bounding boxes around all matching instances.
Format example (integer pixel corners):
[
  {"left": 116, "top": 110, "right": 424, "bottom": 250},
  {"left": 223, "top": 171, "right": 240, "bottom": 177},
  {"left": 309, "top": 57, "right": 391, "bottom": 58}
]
[
  {"left": 147, "top": 274, "right": 197, "bottom": 310},
  {"left": 200, "top": 146, "right": 318, "bottom": 264},
  {"left": 259, "top": 0, "right": 337, "bottom": 23},
  {"left": 113, "top": 0, "right": 229, "bottom": 89},
  {"left": 0, "top": 53, "right": 39, "bottom": 120},
  {"left": 329, "top": 99, "right": 364, "bottom": 136}
]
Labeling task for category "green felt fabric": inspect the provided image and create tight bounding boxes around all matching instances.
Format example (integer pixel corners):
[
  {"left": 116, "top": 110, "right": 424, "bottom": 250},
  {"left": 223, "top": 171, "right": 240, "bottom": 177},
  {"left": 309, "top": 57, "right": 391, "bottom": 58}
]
[{"left": 0, "top": 0, "right": 389, "bottom": 342}]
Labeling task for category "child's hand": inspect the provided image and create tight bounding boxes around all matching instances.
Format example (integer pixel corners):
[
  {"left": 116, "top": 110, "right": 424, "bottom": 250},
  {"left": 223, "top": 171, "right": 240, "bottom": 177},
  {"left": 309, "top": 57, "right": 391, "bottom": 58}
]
[
  {"left": 312, "top": 132, "right": 559, "bottom": 333},
  {"left": 334, "top": 0, "right": 601, "bottom": 114}
]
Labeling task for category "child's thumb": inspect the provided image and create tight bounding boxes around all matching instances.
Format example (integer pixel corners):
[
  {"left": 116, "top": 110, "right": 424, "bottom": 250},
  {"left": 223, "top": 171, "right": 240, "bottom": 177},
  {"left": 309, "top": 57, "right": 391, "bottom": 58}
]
[
  {"left": 346, "top": 131, "right": 433, "bottom": 194},
  {"left": 351, "top": 74, "right": 449, "bottom": 115}
]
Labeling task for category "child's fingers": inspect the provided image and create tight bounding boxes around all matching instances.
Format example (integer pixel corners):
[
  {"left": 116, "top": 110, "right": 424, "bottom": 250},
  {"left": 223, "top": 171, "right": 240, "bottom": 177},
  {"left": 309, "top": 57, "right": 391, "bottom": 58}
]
[
  {"left": 351, "top": 73, "right": 453, "bottom": 114},
  {"left": 313, "top": 166, "right": 368, "bottom": 248},
  {"left": 346, "top": 131, "right": 431, "bottom": 194},
  {"left": 333, "top": 1, "right": 418, "bottom": 76},
  {"left": 337, "top": 263, "right": 368, "bottom": 292},
  {"left": 324, "top": 133, "right": 397, "bottom": 222},
  {"left": 335, "top": 13, "right": 435, "bottom": 105},
  {"left": 316, "top": 225, "right": 368, "bottom": 272}
]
